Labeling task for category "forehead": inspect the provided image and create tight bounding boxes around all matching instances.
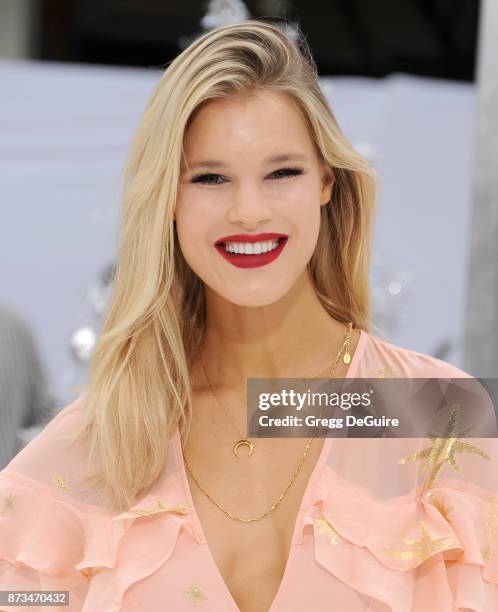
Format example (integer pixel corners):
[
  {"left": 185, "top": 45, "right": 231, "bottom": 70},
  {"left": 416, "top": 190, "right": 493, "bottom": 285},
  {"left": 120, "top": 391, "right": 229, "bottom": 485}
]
[{"left": 182, "top": 91, "right": 316, "bottom": 160}]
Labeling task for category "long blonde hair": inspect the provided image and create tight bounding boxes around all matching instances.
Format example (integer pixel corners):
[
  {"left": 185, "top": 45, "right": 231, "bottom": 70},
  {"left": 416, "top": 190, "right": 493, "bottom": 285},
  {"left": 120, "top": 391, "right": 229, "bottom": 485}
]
[{"left": 68, "top": 18, "right": 377, "bottom": 512}]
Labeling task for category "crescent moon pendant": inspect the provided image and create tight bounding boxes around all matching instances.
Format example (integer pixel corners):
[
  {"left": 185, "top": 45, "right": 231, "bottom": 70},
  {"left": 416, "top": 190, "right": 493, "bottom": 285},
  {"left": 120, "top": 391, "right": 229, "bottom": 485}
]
[{"left": 233, "top": 438, "right": 254, "bottom": 457}]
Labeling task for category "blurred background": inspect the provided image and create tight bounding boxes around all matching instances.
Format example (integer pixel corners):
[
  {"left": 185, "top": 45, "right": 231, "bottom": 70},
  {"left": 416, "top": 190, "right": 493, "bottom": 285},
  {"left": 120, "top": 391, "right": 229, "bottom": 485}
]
[{"left": 1, "top": 0, "right": 497, "bottom": 466}]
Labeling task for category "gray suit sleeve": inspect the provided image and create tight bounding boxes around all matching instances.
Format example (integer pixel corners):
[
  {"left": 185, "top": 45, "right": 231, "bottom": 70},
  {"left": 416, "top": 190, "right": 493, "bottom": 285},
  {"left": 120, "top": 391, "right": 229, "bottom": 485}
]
[{"left": 0, "top": 304, "right": 56, "bottom": 469}]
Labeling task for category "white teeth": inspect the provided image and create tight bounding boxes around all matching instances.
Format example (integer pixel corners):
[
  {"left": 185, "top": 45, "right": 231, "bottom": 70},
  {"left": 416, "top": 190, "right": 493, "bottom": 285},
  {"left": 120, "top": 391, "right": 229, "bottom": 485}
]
[{"left": 222, "top": 239, "right": 281, "bottom": 255}]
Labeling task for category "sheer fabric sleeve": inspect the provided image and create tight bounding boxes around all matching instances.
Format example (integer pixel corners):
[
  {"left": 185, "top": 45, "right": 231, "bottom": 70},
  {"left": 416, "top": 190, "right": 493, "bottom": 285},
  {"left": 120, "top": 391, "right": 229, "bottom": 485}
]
[
  {"left": 299, "top": 342, "right": 498, "bottom": 611},
  {"left": 0, "top": 395, "right": 105, "bottom": 611},
  {"left": 0, "top": 393, "right": 194, "bottom": 612}
]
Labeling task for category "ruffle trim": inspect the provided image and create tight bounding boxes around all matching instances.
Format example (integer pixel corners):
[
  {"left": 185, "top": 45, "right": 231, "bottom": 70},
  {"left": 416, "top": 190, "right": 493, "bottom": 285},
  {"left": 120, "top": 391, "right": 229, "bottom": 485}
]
[
  {"left": 2, "top": 464, "right": 498, "bottom": 611},
  {"left": 301, "top": 465, "right": 498, "bottom": 611},
  {"left": 0, "top": 469, "right": 197, "bottom": 612}
]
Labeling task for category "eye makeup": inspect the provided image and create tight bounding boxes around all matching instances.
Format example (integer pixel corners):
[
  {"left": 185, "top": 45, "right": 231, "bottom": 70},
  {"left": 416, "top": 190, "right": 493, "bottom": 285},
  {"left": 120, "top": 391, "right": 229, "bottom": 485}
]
[{"left": 189, "top": 166, "right": 305, "bottom": 185}]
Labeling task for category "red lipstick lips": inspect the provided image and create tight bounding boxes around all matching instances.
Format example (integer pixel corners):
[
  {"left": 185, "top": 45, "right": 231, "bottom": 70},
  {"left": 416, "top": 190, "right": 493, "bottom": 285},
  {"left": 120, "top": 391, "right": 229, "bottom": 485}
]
[
  {"left": 215, "top": 232, "right": 288, "bottom": 245},
  {"left": 214, "top": 233, "right": 289, "bottom": 269}
]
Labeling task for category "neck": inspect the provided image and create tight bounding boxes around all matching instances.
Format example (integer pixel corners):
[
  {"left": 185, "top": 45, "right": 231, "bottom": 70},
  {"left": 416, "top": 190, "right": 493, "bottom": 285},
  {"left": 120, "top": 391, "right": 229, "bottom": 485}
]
[{"left": 191, "top": 270, "right": 352, "bottom": 391}]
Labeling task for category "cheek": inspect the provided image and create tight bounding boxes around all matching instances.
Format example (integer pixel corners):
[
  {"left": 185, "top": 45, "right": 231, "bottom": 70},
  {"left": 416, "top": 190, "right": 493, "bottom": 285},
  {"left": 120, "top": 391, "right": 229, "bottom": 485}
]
[
  {"left": 280, "top": 196, "right": 322, "bottom": 268},
  {"left": 176, "top": 186, "right": 219, "bottom": 227},
  {"left": 175, "top": 197, "right": 218, "bottom": 268},
  {"left": 176, "top": 218, "right": 203, "bottom": 260},
  {"left": 283, "top": 186, "right": 322, "bottom": 236},
  {"left": 175, "top": 191, "right": 204, "bottom": 241}
]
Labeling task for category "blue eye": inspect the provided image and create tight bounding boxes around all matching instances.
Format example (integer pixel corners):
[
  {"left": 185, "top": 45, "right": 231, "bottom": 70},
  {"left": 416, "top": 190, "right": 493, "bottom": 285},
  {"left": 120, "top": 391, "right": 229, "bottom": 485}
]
[
  {"left": 189, "top": 167, "right": 304, "bottom": 185},
  {"left": 271, "top": 167, "right": 304, "bottom": 179},
  {"left": 190, "top": 174, "right": 224, "bottom": 185}
]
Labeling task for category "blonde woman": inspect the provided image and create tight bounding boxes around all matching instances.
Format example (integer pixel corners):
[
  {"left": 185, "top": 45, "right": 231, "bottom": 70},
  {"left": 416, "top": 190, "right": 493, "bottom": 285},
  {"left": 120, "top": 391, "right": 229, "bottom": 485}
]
[{"left": 1, "top": 19, "right": 497, "bottom": 612}]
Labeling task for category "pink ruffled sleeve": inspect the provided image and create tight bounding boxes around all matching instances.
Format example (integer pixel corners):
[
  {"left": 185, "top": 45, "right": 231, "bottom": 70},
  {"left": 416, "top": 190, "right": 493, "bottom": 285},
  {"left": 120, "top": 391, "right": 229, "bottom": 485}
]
[
  {"left": 0, "top": 473, "right": 91, "bottom": 611},
  {"left": 299, "top": 339, "right": 498, "bottom": 611},
  {"left": 0, "top": 395, "right": 103, "bottom": 611},
  {"left": 301, "top": 438, "right": 498, "bottom": 611},
  {"left": 0, "top": 394, "right": 194, "bottom": 612}
]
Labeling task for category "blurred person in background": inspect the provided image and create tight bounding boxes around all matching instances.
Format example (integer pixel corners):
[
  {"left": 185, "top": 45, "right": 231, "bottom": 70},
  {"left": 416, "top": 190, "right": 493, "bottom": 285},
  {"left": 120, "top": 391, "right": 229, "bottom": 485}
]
[{"left": 0, "top": 304, "right": 54, "bottom": 469}]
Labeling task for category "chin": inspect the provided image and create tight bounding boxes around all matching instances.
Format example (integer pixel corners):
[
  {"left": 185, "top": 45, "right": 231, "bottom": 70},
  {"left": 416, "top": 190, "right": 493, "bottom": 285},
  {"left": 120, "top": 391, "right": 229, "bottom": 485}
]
[
  {"left": 219, "top": 282, "right": 294, "bottom": 308},
  {"left": 226, "top": 296, "right": 280, "bottom": 308}
]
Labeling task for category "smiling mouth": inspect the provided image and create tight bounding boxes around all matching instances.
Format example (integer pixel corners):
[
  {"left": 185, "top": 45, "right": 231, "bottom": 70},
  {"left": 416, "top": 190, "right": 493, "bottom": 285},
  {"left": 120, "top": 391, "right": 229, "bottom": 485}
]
[
  {"left": 214, "top": 236, "right": 289, "bottom": 269},
  {"left": 218, "top": 237, "right": 284, "bottom": 254}
]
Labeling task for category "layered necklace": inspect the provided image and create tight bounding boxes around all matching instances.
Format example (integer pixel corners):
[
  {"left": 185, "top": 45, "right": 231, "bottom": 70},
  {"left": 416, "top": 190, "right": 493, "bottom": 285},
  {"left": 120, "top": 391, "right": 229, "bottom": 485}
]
[{"left": 180, "top": 321, "right": 354, "bottom": 523}]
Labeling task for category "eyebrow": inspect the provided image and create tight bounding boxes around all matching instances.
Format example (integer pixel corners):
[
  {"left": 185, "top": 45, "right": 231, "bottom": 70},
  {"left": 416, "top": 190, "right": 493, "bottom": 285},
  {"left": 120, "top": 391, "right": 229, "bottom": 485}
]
[{"left": 185, "top": 152, "right": 311, "bottom": 171}]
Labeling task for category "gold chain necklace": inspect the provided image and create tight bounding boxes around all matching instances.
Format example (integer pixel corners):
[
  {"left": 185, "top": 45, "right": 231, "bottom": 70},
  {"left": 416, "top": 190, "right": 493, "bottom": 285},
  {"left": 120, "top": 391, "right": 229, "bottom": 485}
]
[
  {"left": 180, "top": 321, "right": 354, "bottom": 523},
  {"left": 198, "top": 321, "right": 353, "bottom": 457}
]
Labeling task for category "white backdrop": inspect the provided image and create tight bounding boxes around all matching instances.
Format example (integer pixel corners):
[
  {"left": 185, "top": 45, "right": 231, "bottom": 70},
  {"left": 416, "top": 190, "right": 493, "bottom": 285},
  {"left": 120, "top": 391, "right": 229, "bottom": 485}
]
[{"left": 0, "top": 60, "right": 476, "bottom": 403}]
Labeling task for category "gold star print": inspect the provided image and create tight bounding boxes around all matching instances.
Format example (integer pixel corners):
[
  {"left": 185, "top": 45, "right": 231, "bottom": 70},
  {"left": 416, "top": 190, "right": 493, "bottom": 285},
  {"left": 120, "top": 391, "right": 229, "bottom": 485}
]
[
  {"left": 384, "top": 521, "right": 459, "bottom": 567},
  {"left": 0, "top": 494, "right": 16, "bottom": 515},
  {"left": 128, "top": 499, "right": 189, "bottom": 517},
  {"left": 80, "top": 566, "right": 107, "bottom": 579},
  {"left": 426, "top": 494, "right": 454, "bottom": 523},
  {"left": 398, "top": 403, "right": 491, "bottom": 490},
  {"left": 51, "top": 473, "right": 71, "bottom": 493},
  {"left": 183, "top": 585, "right": 207, "bottom": 605},
  {"left": 482, "top": 502, "right": 498, "bottom": 534},
  {"left": 480, "top": 502, "right": 498, "bottom": 565},
  {"left": 481, "top": 544, "right": 492, "bottom": 563},
  {"left": 376, "top": 366, "right": 394, "bottom": 378},
  {"left": 313, "top": 514, "right": 340, "bottom": 544}
]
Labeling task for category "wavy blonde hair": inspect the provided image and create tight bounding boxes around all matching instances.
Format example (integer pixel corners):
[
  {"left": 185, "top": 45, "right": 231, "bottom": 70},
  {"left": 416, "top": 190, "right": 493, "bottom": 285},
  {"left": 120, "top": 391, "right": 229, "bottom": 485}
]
[{"left": 67, "top": 18, "right": 377, "bottom": 512}]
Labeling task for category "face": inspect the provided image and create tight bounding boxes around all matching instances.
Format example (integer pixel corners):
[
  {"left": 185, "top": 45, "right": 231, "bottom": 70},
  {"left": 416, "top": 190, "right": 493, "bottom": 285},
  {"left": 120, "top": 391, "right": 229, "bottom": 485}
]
[{"left": 175, "top": 91, "right": 334, "bottom": 307}]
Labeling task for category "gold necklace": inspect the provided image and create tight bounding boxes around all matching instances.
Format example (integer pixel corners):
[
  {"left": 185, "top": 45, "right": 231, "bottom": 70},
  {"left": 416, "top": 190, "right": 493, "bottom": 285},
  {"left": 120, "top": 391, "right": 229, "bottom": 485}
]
[
  {"left": 198, "top": 321, "right": 353, "bottom": 458},
  {"left": 180, "top": 321, "right": 354, "bottom": 523}
]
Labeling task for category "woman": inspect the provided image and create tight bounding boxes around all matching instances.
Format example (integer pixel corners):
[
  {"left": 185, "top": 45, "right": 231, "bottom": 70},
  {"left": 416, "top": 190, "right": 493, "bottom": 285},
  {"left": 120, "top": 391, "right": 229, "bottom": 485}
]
[{"left": 1, "top": 19, "right": 497, "bottom": 612}]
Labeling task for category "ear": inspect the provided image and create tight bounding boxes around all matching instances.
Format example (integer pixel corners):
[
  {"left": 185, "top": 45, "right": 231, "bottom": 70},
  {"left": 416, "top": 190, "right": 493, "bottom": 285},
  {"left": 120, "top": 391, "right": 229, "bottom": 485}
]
[{"left": 320, "top": 165, "right": 335, "bottom": 207}]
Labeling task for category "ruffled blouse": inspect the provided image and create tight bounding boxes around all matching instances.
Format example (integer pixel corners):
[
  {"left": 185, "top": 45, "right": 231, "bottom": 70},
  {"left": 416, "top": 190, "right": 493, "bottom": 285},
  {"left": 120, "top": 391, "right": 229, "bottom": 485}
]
[{"left": 1, "top": 329, "right": 498, "bottom": 611}]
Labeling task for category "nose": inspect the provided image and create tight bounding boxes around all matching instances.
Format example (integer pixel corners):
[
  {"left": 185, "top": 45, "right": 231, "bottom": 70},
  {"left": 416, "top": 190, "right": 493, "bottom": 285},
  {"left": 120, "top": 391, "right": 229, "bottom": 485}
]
[{"left": 226, "top": 183, "right": 273, "bottom": 227}]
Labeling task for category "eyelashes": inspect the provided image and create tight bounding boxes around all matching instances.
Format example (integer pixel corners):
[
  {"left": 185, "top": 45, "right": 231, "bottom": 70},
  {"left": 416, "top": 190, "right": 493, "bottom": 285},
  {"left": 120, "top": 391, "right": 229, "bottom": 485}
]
[{"left": 189, "top": 167, "right": 305, "bottom": 185}]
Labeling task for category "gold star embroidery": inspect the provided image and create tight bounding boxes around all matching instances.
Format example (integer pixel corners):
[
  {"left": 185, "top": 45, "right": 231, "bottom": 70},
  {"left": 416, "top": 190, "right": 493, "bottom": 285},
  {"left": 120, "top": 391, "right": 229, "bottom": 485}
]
[
  {"left": 51, "top": 473, "right": 71, "bottom": 493},
  {"left": 398, "top": 403, "right": 491, "bottom": 490},
  {"left": 80, "top": 566, "right": 107, "bottom": 579},
  {"left": 481, "top": 544, "right": 492, "bottom": 563},
  {"left": 313, "top": 514, "right": 340, "bottom": 544},
  {"left": 376, "top": 367, "right": 394, "bottom": 378},
  {"left": 0, "top": 494, "right": 16, "bottom": 515},
  {"left": 427, "top": 495, "right": 454, "bottom": 523},
  {"left": 480, "top": 502, "right": 498, "bottom": 565},
  {"left": 482, "top": 503, "right": 498, "bottom": 534},
  {"left": 384, "top": 521, "right": 458, "bottom": 567},
  {"left": 129, "top": 499, "right": 189, "bottom": 517},
  {"left": 183, "top": 585, "right": 207, "bottom": 605}
]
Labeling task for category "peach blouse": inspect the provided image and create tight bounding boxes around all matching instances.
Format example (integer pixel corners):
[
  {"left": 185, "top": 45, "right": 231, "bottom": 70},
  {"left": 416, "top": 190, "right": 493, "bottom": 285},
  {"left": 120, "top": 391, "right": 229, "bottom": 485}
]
[{"left": 1, "top": 329, "right": 498, "bottom": 611}]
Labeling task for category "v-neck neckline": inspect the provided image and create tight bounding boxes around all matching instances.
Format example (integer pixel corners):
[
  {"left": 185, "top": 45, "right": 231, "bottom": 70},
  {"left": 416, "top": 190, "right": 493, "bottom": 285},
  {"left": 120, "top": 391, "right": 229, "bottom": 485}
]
[{"left": 174, "top": 328, "right": 368, "bottom": 611}]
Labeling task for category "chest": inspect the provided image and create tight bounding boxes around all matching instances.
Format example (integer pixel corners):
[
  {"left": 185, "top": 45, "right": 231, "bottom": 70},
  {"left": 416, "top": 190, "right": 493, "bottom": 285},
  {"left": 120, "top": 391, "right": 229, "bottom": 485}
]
[{"left": 183, "top": 437, "right": 324, "bottom": 612}]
